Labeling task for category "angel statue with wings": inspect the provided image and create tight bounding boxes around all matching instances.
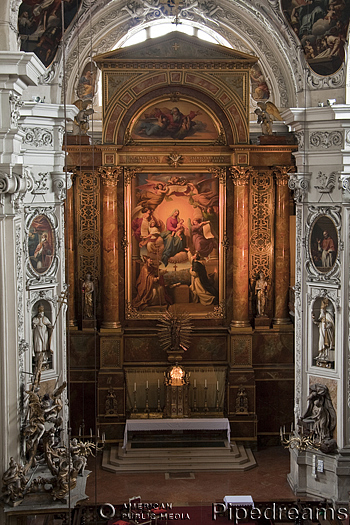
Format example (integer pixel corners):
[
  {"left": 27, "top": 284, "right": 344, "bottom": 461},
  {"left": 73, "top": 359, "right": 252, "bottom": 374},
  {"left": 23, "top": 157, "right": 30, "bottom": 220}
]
[{"left": 254, "top": 101, "right": 283, "bottom": 135}]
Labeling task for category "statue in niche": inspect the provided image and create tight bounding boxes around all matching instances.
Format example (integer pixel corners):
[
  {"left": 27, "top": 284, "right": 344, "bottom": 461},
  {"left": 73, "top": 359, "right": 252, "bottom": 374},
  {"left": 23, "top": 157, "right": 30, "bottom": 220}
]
[
  {"left": 105, "top": 387, "right": 118, "bottom": 415},
  {"left": 255, "top": 272, "right": 268, "bottom": 316},
  {"left": 312, "top": 298, "right": 335, "bottom": 366},
  {"left": 301, "top": 383, "right": 337, "bottom": 453},
  {"left": 32, "top": 304, "right": 53, "bottom": 385},
  {"left": 82, "top": 273, "right": 95, "bottom": 319},
  {"left": 235, "top": 387, "right": 249, "bottom": 414}
]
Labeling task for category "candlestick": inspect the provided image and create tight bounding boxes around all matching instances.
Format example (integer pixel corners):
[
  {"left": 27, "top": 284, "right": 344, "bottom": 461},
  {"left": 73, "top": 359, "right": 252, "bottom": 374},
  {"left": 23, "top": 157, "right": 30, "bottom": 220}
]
[
  {"left": 134, "top": 382, "right": 136, "bottom": 392},
  {"left": 216, "top": 381, "right": 219, "bottom": 391},
  {"left": 79, "top": 425, "right": 81, "bottom": 437},
  {"left": 157, "top": 383, "right": 162, "bottom": 412},
  {"left": 204, "top": 383, "right": 208, "bottom": 412},
  {"left": 144, "top": 382, "right": 150, "bottom": 414},
  {"left": 102, "top": 432, "right": 106, "bottom": 443},
  {"left": 90, "top": 428, "right": 93, "bottom": 438},
  {"left": 204, "top": 379, "right": 207, "bottom": 388},
  {"left": 193, "top": 383, "right": 198, "bottom": 412},
  {"left": 133, "top": 389, "right": 137, "bottom": 413}
]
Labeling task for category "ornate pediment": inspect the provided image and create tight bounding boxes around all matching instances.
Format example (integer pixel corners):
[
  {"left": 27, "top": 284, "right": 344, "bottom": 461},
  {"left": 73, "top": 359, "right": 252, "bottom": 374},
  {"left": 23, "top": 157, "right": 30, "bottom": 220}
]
[{"left": 94, "top": 31, "right": 258, "bottom": 66}]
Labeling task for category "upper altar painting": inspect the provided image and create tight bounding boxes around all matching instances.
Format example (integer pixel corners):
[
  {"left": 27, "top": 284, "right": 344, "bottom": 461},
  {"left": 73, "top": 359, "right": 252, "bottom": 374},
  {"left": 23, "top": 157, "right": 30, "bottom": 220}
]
[
  {"left": 282, "top": 0, "right": 350, "bottom": 76},
  {"left": 131, "top": 101, "right": 218, "bottom": 141}
]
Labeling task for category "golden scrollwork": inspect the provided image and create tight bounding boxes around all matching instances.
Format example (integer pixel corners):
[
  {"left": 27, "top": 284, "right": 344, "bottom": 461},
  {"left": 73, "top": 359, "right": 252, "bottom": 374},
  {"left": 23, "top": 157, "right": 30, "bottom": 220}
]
[
  {"left": 77, "top": 172, "right": 101, "bottom": 282},
  {"left": 249, "top": 170, "right": 274, "bottom": 284}
]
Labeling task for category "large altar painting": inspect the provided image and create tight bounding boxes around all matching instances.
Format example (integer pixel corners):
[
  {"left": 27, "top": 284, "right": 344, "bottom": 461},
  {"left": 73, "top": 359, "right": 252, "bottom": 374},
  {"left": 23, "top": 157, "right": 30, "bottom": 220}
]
[
  {"left": 126, "top": 172, "right": 223, "bottom": 318},
  {"left": 131, "top": 101, "right": 218, "bottom": 141}
]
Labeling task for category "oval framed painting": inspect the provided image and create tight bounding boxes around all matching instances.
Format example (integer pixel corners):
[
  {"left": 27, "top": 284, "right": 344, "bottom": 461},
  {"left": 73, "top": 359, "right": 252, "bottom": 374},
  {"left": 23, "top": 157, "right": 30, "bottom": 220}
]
[
  {"left": 309, "top": 215, "right": 338, "bottom": 273},
  {"left": 28, "top": 214, "right": 55, "bottom": 275}
]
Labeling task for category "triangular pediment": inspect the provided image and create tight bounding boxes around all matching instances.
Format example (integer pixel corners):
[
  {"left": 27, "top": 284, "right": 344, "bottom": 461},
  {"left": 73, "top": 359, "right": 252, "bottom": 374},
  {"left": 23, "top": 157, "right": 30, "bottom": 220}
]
[{"left": 94, "top": 31, "right": 258, "bottom": 65}]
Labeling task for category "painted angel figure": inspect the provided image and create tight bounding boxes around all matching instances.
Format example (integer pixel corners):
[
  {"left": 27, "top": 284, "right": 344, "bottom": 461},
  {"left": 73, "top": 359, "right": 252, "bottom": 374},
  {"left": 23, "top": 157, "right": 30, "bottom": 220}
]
[
  {"left": 254, "top": 101, "right": 283, "bottom": 135},
  {"left": 188, "top": 218, "right": 216, "bottom": 258}
]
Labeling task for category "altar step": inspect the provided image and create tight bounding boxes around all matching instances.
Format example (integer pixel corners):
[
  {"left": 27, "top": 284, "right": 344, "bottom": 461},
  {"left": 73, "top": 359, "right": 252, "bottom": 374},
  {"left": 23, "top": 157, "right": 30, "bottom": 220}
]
[{"left": 102, "top": 441, "right": 256, "bottom": 473}]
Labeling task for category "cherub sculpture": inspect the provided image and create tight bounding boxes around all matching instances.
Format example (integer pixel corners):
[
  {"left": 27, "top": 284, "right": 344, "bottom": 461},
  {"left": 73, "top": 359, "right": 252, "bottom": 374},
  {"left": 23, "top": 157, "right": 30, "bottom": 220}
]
[
  {"left": 254, "top": 101, "right": 283, "bottom": 135},
  {"left": 73, "top": 99, "right": 94, "bottom": 135}
]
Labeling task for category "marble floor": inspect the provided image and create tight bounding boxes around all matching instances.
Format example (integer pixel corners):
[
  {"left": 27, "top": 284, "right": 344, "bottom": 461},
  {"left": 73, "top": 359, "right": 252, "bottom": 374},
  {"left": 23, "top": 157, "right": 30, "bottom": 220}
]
[{"left": 85, "top": 446, "right": 297, "bottom": 507}]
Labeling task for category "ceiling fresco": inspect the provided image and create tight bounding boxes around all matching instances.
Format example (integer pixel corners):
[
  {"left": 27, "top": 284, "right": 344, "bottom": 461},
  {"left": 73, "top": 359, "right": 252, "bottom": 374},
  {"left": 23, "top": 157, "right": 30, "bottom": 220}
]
[
  {"left": 281, "top": 0, "right": 350, "bottom": 76},
  {"left": 18, "top": 0, "right": 83, "bottom": 67}
]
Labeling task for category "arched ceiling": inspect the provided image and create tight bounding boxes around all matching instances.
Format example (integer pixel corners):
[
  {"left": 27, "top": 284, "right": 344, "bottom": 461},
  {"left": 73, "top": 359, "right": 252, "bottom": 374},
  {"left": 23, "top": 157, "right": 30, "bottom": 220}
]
[
  {"left": 62, "top": 0, "right": 302, "bottom": 108},
  {"left": 15, "top": 0, "right": 348, "bottom": 107}
]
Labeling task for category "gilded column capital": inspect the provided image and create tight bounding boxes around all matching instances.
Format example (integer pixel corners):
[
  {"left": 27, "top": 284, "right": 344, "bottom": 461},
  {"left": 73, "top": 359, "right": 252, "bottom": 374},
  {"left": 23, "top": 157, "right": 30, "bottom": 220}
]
[
  {"left": 209, "top": 167, "right": 227, "bottom": 186},
  {"left": 124, "top": 167, "right": 140, "bottom": 186},
  {"left": 273, "top": 166, "right": 295, "bottom": 186},
  {"left": 229, "top": 166, "right": 254, "bottom": 185},
  {"left": 99, "top": 166, "right": 122, "bottom": 186}
]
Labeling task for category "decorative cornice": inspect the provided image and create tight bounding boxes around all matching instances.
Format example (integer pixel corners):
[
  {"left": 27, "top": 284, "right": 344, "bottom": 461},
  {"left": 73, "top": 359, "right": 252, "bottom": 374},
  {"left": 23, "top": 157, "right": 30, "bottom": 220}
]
[
  {"left": 21, "top": 127, "right": 53, "bottom": 148},
  {"left": 310, "top": 130, "right": 343, "bottom": 149}
]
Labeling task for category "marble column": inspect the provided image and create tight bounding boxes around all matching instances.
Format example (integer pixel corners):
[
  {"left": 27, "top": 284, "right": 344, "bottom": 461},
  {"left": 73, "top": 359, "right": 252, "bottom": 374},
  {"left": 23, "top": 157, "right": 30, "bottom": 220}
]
[
  {"left": 230, "top": 166, "right": 252, "bottom": 329},
  {"left": 273, "top": 167, "right": 292, "bottom": 325},
  {"left": 100, "top": 166, "right": 122, "bottom": 330},
  {"left": 66, "top": 179, "right": 77, "bottom": 327}
]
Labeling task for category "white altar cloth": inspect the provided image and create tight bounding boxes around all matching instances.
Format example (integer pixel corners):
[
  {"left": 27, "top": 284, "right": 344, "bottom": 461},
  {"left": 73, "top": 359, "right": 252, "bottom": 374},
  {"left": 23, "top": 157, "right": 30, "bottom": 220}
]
[
  {"left": 123, "top": 418, "right": 230, "bottom": 449},
  {"left": 223, "top": 495, "right": 254, "bottom": 507}
]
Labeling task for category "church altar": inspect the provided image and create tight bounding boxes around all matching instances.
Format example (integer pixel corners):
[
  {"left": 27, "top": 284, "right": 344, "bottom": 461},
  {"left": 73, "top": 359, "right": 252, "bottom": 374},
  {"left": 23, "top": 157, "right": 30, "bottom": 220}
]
[{"left": 123, "top": 417, "right": 231, "bottom": 449}]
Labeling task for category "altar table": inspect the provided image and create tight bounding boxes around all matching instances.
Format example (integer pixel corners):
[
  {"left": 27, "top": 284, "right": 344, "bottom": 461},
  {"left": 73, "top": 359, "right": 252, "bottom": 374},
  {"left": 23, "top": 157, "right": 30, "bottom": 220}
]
[{"left": 123, "top": 418, "right": 231, "bottom": 449}]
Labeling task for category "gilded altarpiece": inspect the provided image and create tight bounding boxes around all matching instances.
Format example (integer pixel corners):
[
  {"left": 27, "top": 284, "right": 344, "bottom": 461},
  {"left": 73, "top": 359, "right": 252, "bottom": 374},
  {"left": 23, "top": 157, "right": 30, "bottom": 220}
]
[
  {"left": 65, "top": 33, "right": 296, "bottom": 445},
  {"left": 74, "top": 172, "right": 101, "bottom": 321},
  {"left": 249, "top": 171, "right": 275, "bottom": 318}
]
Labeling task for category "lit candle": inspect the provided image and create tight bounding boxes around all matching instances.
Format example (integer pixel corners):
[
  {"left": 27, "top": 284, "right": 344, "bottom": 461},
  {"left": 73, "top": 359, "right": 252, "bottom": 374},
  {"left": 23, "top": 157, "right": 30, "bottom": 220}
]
[
  {"left": 217, "top": 381, "right": 219, "bottom": 391},
  {"left": 134, "top": 382, "right": 136, "bottom": 392},
  {"left": 205, "top": 379, "right": 207, "bottom": 388},
  {"left": 157, "top": 379, "right": 160, "bottom": 388},
  {"left": 146, "top": 380, "right": 149, "bottom": 389},
  {"left": 194, "top": 379, "right": 196, "bottom": 388}
]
